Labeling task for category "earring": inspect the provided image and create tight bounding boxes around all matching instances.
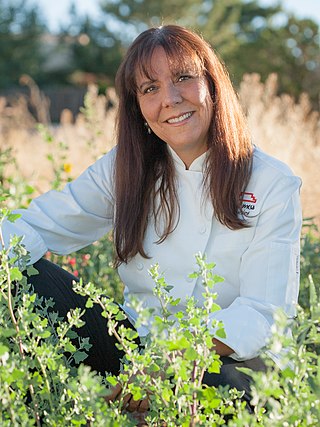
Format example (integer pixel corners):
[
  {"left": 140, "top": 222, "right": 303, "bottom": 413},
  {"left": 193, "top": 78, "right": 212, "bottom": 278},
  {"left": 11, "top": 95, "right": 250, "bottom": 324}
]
[{"left": 144, "top": 121, "right": 152, "bottom": 134}]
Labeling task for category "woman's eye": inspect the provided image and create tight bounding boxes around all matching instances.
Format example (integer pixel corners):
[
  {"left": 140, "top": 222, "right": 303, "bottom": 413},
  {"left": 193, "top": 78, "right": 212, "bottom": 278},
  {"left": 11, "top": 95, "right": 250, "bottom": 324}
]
[
  {"left": 177, "top": 75, "right": 192, "bottom": 82},
  {"left": 144, "top": 85, "right": 157, "bottom": 94}
]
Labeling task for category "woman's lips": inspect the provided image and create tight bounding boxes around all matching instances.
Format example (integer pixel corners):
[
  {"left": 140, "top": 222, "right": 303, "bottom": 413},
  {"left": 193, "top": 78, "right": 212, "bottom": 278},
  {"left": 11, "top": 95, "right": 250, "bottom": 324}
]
[{"left": 166, "top": 111, "right": 193, "bottom": 124}]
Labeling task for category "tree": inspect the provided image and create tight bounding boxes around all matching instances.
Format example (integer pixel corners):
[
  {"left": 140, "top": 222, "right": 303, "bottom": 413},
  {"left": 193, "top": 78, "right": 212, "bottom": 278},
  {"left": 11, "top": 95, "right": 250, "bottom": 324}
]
[
  {"left": 96, "top": 0, "right": 319, "bottom": 105},
  {"left": 225, "top": 14, "right": 320, "bottom": 104},
  {"left": 68, "top": 15, "right": 124, "bottom": 89},
  {"left": 0, "top": 0, "right": 46, "bottom": 89}
]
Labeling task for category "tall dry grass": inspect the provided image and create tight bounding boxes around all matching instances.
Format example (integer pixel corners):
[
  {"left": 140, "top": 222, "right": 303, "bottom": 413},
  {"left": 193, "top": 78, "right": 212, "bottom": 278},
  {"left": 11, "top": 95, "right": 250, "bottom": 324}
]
[
  {"left": 239, "top": 73, "right": 320, "bottom": 223},
  {"left": 1, "top": 74, "right": 319, "bottom": 223},
  {"left": 0, "top": 83, "right": 117, "bottom": 193}
]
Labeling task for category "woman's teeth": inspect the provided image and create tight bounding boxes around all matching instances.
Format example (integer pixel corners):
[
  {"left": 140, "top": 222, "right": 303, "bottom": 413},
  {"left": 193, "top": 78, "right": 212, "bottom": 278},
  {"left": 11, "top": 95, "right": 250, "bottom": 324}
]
[{"left": 167, "top": 112, "right": 192, "bottom": 124}]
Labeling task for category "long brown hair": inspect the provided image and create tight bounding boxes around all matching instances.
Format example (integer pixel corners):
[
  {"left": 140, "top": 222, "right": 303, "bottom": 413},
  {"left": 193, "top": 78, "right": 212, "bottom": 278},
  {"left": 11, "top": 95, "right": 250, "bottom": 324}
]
[{"left": 114, "top": 25, "right": 253, "bottom": 265}]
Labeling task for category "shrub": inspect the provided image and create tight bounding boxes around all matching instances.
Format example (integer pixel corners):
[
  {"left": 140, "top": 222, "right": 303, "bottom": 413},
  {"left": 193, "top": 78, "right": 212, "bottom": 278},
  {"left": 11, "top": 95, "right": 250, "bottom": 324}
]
[{"left": 1, "top": 209, "right": 319, "bottom": 426}]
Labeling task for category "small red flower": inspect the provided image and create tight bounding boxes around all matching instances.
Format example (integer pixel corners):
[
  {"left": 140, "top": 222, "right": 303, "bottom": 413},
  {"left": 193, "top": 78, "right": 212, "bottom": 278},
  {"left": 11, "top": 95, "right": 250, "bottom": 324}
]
[
  {"left": 68, "top": 257, "right": 77, "bottom": 266},
  {"left": 73, "top": 270, "right": 79, "bottom": 277}
]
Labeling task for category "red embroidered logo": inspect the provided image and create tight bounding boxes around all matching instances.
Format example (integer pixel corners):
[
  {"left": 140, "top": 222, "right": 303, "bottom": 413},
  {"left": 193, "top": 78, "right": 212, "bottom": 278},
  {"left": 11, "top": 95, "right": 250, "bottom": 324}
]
[{"left": 240, "top": 192, "right": 257, "bottom": 203}]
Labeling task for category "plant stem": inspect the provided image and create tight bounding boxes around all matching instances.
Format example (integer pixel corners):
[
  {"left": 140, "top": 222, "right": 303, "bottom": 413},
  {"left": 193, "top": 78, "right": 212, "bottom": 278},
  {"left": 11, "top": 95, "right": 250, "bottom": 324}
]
[
  {"left": 190, "top": 360, "right": 198, "bottom": 424},
  {"left": 0, "top": 227, "right": 42, "bottom": 427}
]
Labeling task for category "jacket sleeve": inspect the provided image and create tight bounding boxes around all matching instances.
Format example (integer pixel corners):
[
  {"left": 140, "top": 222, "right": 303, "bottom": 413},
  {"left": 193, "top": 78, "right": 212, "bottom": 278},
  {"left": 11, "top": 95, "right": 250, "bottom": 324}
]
[
  {"left": 209, "top": 174, "right": 302, "bottom": 360},
  {"left": 1, "top": 149, "right": 116, "bottom": 265}
]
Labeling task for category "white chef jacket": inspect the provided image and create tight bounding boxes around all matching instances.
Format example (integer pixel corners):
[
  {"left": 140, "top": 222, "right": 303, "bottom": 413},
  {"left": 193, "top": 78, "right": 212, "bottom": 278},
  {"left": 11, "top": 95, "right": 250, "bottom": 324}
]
[{"left": 2, "top": 145, "right": 302, "bottom": 364}]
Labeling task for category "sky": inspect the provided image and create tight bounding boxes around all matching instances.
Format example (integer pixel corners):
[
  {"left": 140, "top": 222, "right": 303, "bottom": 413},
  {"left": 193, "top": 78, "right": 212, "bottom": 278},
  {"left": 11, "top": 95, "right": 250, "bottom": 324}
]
[{"left": 32, "top": 0, "right": 320, "bottom": 32}]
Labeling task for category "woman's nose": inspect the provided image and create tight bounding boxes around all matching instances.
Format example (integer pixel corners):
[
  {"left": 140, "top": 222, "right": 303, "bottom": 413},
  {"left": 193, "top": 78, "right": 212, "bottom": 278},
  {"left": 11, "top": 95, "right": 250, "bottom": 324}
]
[{"left": 161, "top": 82, "right": 182, "bottom": 107}]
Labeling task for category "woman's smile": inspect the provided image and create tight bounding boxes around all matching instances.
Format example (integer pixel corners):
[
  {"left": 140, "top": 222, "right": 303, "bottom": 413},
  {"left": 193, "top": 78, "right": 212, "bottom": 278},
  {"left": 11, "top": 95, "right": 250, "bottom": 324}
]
[{"left": 165, "top": 111, "right": 194, "bottom": 124}]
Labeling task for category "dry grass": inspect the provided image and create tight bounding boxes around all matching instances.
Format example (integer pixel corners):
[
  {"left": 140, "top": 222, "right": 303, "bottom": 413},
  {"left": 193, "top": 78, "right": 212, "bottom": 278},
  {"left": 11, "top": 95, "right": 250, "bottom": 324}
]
[
  {"left": 239, "top": 73, "right": 320, "bottom": 224},
  {"left": 1, "top": 74, "right": 320, "bottom": 223},
  {"left": 0, "top": 84, "right": 117, "bottom": 193}
]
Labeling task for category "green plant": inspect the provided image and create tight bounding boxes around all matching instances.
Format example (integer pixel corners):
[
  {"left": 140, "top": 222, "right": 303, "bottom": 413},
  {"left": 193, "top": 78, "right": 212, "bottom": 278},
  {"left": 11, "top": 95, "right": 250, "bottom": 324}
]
[
  {"left": 36, "top": 124, "right": 74, "bottom": 191},
  {"left": 228, "top": 285, "right": 320, "bottom": 427},
  {"left": 1, "top": 204, "right": 320, "bottom": 426},
  {"left": 0, "top": 207, "right": 132, "bottom": 426},
  {"left": 74, "top": 254, "right": 245, "bottom": 426},
  {"left": 0, "top": 146, "right": 35, "bottom": 209},
  {"left": 1, "top": 206, "right": 244, "bottom": 426},
  {"left": 1, "top": 117, "right": 320, "bottom": 425},
  {"left": 300, "top": 218, "right": 320, "bottom": 312},
  {"left": 45, "top": 235, "right": 124, "bottom": 303}
]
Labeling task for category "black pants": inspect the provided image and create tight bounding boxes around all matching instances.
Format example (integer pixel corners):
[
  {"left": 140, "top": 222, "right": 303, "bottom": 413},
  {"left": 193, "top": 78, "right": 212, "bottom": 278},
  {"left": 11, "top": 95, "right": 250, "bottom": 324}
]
[{"left": 28, "top": 258, "right": 266, "bottom": 406}]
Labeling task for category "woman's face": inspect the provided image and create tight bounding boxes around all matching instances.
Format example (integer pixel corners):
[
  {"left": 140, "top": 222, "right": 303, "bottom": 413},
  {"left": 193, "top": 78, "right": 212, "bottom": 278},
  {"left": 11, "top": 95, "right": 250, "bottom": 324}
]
[{"left": 136, "top": 47, "right": 213, "bottom": 168}]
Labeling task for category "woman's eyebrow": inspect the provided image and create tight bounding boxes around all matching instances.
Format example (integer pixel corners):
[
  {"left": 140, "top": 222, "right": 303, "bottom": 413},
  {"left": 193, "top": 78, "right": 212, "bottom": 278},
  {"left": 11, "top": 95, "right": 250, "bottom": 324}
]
[{"left": 138, "top": 78, "right": 157, "bottom": 91}]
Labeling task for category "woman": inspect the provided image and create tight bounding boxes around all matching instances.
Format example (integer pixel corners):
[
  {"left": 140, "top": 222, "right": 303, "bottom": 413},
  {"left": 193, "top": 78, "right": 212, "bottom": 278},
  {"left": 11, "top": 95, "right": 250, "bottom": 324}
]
[{"left": 2, "top": 25, "right": 302, "bottom": 411}]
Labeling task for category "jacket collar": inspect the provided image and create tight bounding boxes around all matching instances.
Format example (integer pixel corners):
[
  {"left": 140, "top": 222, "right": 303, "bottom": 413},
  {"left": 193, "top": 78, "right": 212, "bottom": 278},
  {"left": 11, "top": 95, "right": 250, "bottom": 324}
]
[{"left": 167, "top": 146, "right": 208, "bottom": 172}]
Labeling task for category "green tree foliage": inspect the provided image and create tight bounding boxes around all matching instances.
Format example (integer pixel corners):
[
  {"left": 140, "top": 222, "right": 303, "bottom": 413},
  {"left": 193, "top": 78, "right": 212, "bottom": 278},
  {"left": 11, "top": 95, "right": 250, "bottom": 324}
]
[
  {"left": 0, "top": 0, "right": 46, "bottom": 89},
  {"left": 96, "top": 0, "right": 320, "bottom": 104},
  {"left": 0, "top": 0, "right": 319, "bottom": 107},
  {"left": 228, "top": 14, "right": 320, "bottom": 103},
  {"left": 69, "top": 17, "right": 124, "bottom": 89},
  {"left": 57, "top": 4, "right": 124, "bottom": 90}
]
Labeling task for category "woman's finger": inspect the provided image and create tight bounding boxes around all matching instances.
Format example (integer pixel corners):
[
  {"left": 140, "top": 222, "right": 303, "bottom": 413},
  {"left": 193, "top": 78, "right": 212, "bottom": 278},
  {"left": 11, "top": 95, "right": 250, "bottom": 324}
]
[
  {"left": 126, "top": 396, "right": 141, "bottom": 412},
  {"left": 137, "top": 397, "right": 149, "bottom": 412},
  {"left": 105, "top": 383, "right": 122, "bottom": 402}
]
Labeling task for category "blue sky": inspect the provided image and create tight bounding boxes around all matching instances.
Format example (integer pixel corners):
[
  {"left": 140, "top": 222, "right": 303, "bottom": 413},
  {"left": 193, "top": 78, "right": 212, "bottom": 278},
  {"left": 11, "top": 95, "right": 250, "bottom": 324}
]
[{"left": 33, "top": 0, "right": 320, "bottom": 32}]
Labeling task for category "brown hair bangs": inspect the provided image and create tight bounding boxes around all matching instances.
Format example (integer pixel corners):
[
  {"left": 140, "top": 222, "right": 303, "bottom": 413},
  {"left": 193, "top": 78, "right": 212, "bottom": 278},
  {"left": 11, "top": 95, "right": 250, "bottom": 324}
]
[{"left": 123, "top": 26, "right": 207, "bottom": 97}]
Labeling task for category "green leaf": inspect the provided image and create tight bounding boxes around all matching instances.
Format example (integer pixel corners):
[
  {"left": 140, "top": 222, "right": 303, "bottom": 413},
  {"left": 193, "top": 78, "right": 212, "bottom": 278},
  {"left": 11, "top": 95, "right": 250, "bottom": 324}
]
[
  {"left": 201, "top": 387, "right": 221, "bottom": 409},
  {"left": 167, "top": 336, "right": 190, "bottom": 351},
  {"left": 106, "top": 376, "right": 118, "bottom": 387},
  {"left": 26, "top": 265, "right": 39, "bottom": 277},
  {"left": 29, "top": 293, "right": 36, "bottom": 303},
  {"left": 115, "top": 311, "right": 127, "bottom": 321},
  {"left": 123, "top": 329, "right": 139, "bottom": 341},
  {"left": 11, "top": 369, "right": 25, "bottom": 380},
  {"left": 175, "top": 311, "right": 184, "bottom": 320},
  {"left": 213, "top": 275, "right": 224, "bottom": 283},
  {"left": 85, "top": 299, "right": 93, "bottom": 308},
  {"left": 25, "top": 185, "right": 35, "bottom": 195},
  {"left": 73, "top": 351, "right": 88, "bottom": 364},
  {"left": 161, "top": 386, "right": 173, "bottom": 402},
  {"left": 0, "top": 327, "right": 17, "bottom": 338},
  {"left": 281, "top": 367, "right": 295, "bottom": 379},
  {"left": 184, "top": 347, "right": 198, "bottom": 361},
  {"left": 64, "top": 342, "right": 77, "bottom": 353},
  {"left": 129, "top": 386, "right": 143, "bottom": 401},
  {"left": 7, "top": 213, "right": 21, "bottom": 223},
  {"left": 207, "top": 360, "right": 221, "bottom": 374},
  {"left": 149, "top": 363, "right": 160, "bottom": 373},
  {"left": 39, "top": 330, "right": 51, "bottom": 339},
  {"left": 10, "top": 267, "right": 23, "bottom": 281},
  {"left": 206, "top": 262, "right": 216, "bottom": 270},
  {"left": 66, "top": 330, "right": 78, "bottom": 339},
  {"left": 216, "top": 328, "right": 226, "bottom": 339},
  {"left": 0, "top": 344, "right": 9, "bottom": 357}
]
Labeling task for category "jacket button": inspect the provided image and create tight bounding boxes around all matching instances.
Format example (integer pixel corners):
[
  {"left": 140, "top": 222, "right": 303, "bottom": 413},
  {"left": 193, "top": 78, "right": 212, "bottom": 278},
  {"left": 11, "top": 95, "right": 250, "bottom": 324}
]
[
  {"left": 136, "top": 262, "right": 144, "bottom": 271},
  {"left": 198, "top": 225, "right": 206, "bottom": 234}
]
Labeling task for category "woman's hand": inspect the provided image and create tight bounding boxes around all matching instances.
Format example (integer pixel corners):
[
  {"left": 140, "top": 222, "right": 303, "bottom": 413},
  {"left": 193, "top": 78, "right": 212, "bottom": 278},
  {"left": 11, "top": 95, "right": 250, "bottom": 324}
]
[
  {"left": 105, "top": 381, "right": 150, "bottom": 413},
  {"left": 212, "top": 338, "right": 234, "bottom": 356},
  {"left": 105, "top": 341, "right": 233, "bottom": 412}
]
